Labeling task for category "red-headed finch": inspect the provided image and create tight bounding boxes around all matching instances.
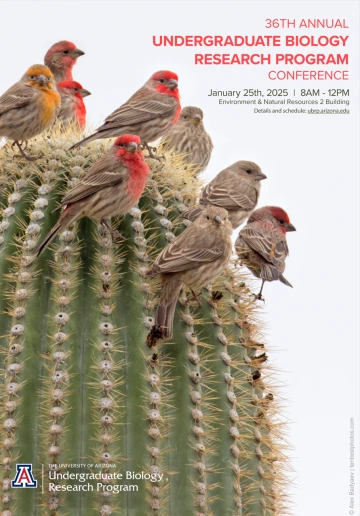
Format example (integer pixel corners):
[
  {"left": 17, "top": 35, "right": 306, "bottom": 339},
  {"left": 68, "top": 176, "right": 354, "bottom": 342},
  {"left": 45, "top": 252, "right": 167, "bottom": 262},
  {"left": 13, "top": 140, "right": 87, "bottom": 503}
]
[
  {"left": 0, "top": 65, "right": 61, "bottom": 160},
  {"left": 70, "top": 70, "right": 181, "bottom": 154},
  {"left": 34, "top": 135, "right": 149, "bottom": 256},
  {"left": 147, "top": 206, "right": 233, "bottom": 338},
  {"left": 57, "top": 80, "right": 91, "bottom": 129},
  {"left": 235, "top": 206, "right": 296, "bottom": 299},
  {"left": 44, "top": 41, "right": 85, "bottom": 82},
  {"left": 182, "top": 161, "right": 266, "bottom": 229},
  {"left": 161, "top": 106, "right": 213, "bottom": 174}
]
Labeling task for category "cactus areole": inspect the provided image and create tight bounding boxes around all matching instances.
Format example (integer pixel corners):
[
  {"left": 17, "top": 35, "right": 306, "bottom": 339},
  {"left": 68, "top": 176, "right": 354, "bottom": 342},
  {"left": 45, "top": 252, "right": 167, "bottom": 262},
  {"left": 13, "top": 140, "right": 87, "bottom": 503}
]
[{"left": 0, "top": 129, "right": 291, "bottom": 515}]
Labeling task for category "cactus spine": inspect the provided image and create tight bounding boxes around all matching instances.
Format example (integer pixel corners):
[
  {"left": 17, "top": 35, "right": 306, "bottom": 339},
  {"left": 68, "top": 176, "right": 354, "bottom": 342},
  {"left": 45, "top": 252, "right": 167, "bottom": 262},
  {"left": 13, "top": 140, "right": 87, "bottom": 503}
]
[{"left": 0, "top": 130, "right": 291, "bottom": 516}]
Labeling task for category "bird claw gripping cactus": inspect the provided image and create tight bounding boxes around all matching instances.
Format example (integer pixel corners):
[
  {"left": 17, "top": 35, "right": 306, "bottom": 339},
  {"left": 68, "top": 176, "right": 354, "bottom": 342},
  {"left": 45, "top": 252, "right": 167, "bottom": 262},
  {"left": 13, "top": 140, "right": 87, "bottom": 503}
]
[{"left": 0, "top": 128, "right": 292, "bottom": 515}]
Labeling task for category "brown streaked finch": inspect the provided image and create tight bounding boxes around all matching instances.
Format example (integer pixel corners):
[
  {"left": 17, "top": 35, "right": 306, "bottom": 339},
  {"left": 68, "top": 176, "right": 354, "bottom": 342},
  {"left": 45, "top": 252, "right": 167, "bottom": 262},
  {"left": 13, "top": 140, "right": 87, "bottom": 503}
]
[
  {"left": 235, "top": 206, "right": 296, "bottom": 299},
  {"left": 0, "top": 65, "right": 61, "bottom": 161},
  {"left": 161, "top": 106, "right": 213, "bottom": 174},
  {"left": 57, "top": 80, "right": 91, "bottom": 129},
  {"left": 34, "top": 135, "right": 149, "bottom": 256},
  {"left": 182, "top": 161, "right": 266, "bottom": 229},
  {"left": 147, "top": 206, "right": 233, "bottom": 338},
  {"left": 44, "top": 41, "right": 85, "bottom": 82},
  {"left": 70, "top": 70, "right": 181, "bottom": 157}
]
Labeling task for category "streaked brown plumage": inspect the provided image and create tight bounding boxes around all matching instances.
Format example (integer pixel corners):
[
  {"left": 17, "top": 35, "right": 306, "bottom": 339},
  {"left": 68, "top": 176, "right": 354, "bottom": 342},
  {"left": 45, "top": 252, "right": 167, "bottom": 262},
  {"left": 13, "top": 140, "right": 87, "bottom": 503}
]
[
  {"left": 34, "top": 135, "right": 150, "bottom": 256},
  {"left": 0, "top": 65, "right": 61, "bottom": 160},
  {"left": 161, "top": 106, "right": 213, "bottom": 174},
  {"left": 57, "top": 80, "right": 91, "bottom": 129},
  {"left": 235, "top": 206, "right": 296, "bottom": 298},
  {"left": 147, "top": 206, "right": 233, "bottom": 338},
  {"left": 182, "top": 161, "right": 266, "bottom": 229},
  {"left": 70, "top": 70, "right": 181, "bottom": 150}
]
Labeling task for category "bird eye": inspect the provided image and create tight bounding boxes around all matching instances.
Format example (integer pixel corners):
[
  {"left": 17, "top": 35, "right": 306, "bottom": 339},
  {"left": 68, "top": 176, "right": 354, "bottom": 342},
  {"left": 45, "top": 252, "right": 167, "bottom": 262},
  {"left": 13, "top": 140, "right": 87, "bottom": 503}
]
[
  {"left": 206, "top": 216, "right": 210, "bottom": 220},
  {"left": 30, "top": 75, "right": 35, "bottom": 80},
  {"left": 74, "top": 88, "right": 79, "bottom": 92},
  {"left": 63, "top": 50, "right": 69, "bottom": 55},
  {"left": 159, "top": 79, "right": 165, "bottom": 83},
  {"left": 279, "top": 220, "right": 285, "bottom": 224},
  {"left": 183, "top": 116, "right": 187, "bottom": 119},
  {"left": 246, "top": 169, "right": 252, "bottom": 174}
]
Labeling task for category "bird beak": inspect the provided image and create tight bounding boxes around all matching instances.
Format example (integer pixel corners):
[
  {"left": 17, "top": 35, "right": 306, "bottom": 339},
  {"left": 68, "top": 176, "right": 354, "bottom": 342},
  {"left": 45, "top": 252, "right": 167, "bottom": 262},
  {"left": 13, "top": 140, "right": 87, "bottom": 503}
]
[
  {"left": 256, "top": 171, "right": 267, "bottom": 181},
  {"left": 80, "top": 88, "right": 91, "bottom": 98},
  {"left": 167, "top": 79, "right": 178, "bottom": 90},
  {"left": 36, "top": 74, "right": 47, "bottom": 86},
  {"left": 127, "top": 142, "right": 138, "bottom": 153},
  {"left": 192, "top": 114, "right": 201, "bottom": 125},
  {"left": 285, "top": 222, "right": 296, "bottom": 232},
  {"left": 214, "top": 215, "right": 224, "bottom": 225},
  {"left": 71, "top": 49, "right": 85, "bottom": 58}
]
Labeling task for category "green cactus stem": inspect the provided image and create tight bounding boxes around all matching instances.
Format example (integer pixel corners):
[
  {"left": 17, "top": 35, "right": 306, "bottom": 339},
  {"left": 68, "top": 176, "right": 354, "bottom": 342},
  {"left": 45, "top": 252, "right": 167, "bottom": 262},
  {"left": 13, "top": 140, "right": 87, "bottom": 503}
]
[{"left": 0, "top": 129, "right": 292, "bottom": 516}]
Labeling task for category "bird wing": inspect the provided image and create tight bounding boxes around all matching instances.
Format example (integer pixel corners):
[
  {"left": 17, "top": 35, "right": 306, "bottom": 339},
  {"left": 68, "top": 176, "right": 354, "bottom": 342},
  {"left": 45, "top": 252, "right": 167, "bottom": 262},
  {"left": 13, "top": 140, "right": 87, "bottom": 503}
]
[
  {"left": 101, "top": 88, "right": 177, "bottom": 127},
  {"left": 0, "top": 83, "right": 36, "bottom": 116},
  {"left": 181, "top": 206, "right": 203, "bottom": 221},
  {"left": 61, "top": 152, "right": 127, "bottom": 206},
  {"left": 202, "top": 178, "right": 257, "bottom": 211},
  {"left": 240, "top": 221, "right": 288, "bottom": 266},
  {"left": 149, "top": 229, "right": 224, "bottom": 275}
]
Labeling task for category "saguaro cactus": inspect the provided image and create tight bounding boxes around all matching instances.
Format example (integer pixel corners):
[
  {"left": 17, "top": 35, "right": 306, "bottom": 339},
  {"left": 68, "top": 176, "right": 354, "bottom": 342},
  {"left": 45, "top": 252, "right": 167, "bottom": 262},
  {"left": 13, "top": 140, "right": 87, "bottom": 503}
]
[{"left": 0, "top": 129, "right": 292, "bottom": 516}]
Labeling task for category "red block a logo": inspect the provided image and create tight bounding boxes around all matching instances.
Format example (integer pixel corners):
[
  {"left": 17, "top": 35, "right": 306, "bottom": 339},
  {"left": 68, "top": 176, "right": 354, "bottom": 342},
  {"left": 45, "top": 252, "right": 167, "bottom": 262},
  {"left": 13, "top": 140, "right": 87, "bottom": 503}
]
[{"left": 11, "top": 464, "right": 37, "bottom": 488}]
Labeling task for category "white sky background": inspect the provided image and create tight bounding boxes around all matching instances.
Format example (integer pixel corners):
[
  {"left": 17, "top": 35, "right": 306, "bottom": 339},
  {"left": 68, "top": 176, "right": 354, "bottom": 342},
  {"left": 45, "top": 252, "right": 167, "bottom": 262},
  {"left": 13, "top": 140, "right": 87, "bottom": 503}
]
[{"left": 1, "top": 1, "right": 359, "bottom": 515}]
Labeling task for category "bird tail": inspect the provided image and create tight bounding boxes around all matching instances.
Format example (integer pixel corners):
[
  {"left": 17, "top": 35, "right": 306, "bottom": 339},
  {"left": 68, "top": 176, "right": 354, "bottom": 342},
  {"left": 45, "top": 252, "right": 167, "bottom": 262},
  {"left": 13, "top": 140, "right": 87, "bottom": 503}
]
[
  {"left": 34, "top": 223, "right": 63, "bottom": 257},
  {"left": 34, "top": 205, "right": 76, "bottom": 257},
  {"left": 155, "top": 278, "right": 182, "bottom": 339},
  {"left": 279, "top": 273, "right": 293, "bottom": 288},
  {"left": 69, "top": 132, "right": 99, "bottom": 150},
  {"left": 181, "top": 206, "right": 203, "bottom": 222},
  {"left": 155, "top": 300, "right": 178, "bottom": 339}
]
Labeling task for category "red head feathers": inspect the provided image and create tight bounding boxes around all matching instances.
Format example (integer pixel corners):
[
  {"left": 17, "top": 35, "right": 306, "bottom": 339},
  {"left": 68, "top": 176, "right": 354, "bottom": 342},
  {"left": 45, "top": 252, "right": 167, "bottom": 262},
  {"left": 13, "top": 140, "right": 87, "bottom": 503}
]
[
  {"left": 268, "top": 207, "right": 291, "bottom": 224},
  {"left": 148, "top": 70, "right": 180, "bottom": 100}
]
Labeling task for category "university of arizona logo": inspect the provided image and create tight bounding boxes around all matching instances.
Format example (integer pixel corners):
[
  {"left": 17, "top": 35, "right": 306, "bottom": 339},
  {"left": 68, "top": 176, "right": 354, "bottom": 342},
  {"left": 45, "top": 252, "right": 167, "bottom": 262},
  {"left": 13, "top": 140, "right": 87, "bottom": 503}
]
[{"left": 11, "top": 464, "right": 37, "bottom": 488}]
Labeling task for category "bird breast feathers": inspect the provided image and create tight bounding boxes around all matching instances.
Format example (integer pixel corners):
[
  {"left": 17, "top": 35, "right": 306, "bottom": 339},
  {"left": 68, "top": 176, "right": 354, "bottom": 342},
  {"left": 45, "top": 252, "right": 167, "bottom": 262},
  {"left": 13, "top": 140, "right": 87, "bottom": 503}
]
[{"left": 38, "top": 88, "right": 61, "bottom": 125}]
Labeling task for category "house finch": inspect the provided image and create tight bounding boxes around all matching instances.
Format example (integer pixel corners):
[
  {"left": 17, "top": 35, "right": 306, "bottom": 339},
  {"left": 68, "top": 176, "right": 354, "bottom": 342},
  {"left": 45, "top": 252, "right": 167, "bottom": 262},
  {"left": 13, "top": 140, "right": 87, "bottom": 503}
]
[
  {"left": 44, "top": 41, "right": 85, "bottom": 82},
  {"left": 235, "top": 206, "right": 296, "bottom": 299},
  {"left": 147, "top": 206, "right": 233, "bottom": 338},
  {"left": 70, "top": 70, "right": 181, "bottom": 157},
  {"left": 182, "top": 161, "right": 266, "bottom": 229},
  {"left": 57, "top": 80, "right": 91, "bottom": 129},
  {"left": 0, "top": 64, "right": 61, "bottom": 160},
  {"left": 34, "top": 135, "right": 149, "bottom": 256},
  {"left": 161, "top": 106, "right": 213, "bottom": 174}
]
